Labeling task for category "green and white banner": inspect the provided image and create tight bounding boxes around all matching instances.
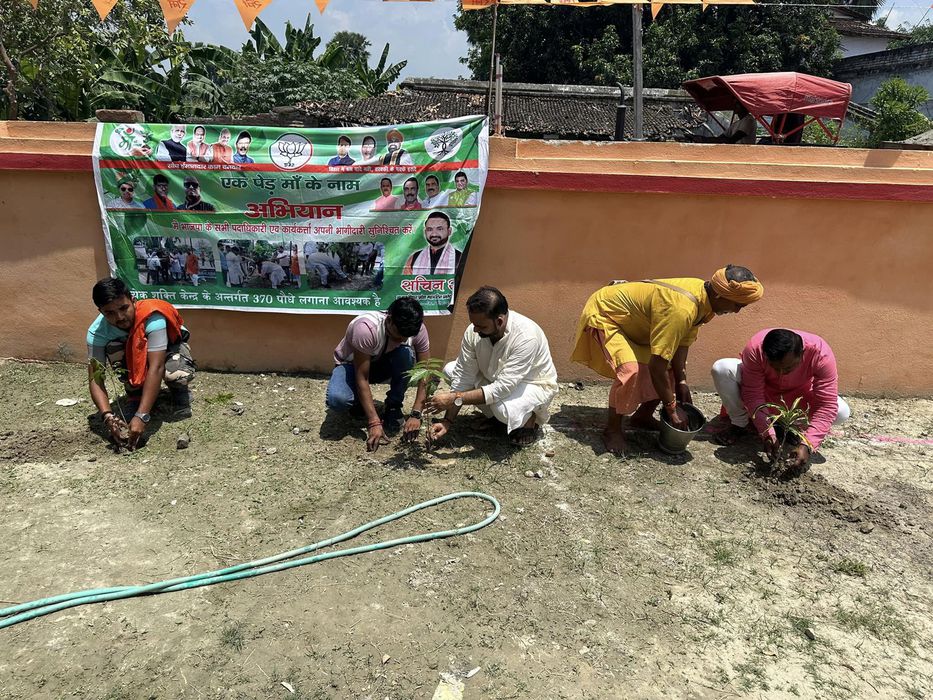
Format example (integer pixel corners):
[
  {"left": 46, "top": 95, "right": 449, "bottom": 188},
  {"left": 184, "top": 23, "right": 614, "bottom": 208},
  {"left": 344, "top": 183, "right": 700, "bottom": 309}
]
[{"left": 92, "top": 116, "right": 488, "bottom": 315}]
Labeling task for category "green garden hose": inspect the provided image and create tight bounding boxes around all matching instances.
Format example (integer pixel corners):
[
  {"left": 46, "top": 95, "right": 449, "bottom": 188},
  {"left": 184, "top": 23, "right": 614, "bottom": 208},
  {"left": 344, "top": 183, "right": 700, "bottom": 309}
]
[{"left": 0, "top": 491, "right": 500, "bottom": 630}]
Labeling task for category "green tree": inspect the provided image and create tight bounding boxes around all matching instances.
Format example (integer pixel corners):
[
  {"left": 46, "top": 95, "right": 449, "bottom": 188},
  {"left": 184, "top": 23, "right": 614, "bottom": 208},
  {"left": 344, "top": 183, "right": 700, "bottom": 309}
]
[
  {"left": 455, "top": 5, "right": 634, "bottom": 84},
  {"left": 0, "top": 0, "right": 180, "bottom": 120},
  {"left": 354, "top": 43, "right": 408, "bottom": 96},
  {"left": 225, "top": 55, "right": 365, "bottom": 114},
  {"left": 455, "top": 2, "right": 839, "bottom": 88},
  {"left": 94, "top": 34, "right": 238, "bottom": 121},
  {"left": 242, "top": 15, "right": 324, "bottom": 62},
  {"left": 889, "top": 22, "right": 933, "bottom": 49},
  {"left": 227, "top": 16, "right": 369, "bottom": 114},
  {"left": 837, "top": 0, "right": 886, "bottom": 22},
  {"left": 866, "top": 77, "right": 931, "bottom": 146},
  {"left": 327, "top": 31, "right": 372, "bottom": 68}
]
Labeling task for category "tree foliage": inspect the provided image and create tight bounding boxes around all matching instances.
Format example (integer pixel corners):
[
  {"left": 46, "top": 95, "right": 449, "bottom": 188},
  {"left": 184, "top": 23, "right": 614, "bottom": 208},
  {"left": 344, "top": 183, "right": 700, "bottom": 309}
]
[
  {"left": 455, "top": 2, "right": 840, "bottom": 88},
  {"left": 0, "top": 0, "right": 182, "bottom": 119},
  {"left": 224, "top": 54, "right": 365, "bottom": 114},
  {"left": 355, "top": 43, "right": 408, "bottom": 96},
  {"left": 866, "top": 77, "right": 931, "bottom": 146},
  {"left": 94, "top": 36, "right": 238, "bottom": 121},
  {"left": 889, "top": 22, "right": 933, "bottom": 49},
  {"left": 0, "top": 7, "right": 406, "bottom": 121},
  {"left": 327, "top": 31, "right": 372, "bottom": 68}
]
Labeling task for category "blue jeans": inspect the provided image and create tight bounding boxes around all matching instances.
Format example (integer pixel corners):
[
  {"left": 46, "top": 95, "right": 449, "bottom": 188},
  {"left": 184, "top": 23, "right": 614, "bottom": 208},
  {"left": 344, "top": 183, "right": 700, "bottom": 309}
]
[{"left": 325, "top": 345, "right": 414, "bottom": 414}]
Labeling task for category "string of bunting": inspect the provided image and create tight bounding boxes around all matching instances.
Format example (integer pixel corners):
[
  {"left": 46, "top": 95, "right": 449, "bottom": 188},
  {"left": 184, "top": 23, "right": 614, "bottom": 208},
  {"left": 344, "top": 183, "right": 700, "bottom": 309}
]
[
  {"left": 21, "top": 0, "right": 332, "bottom": 33},
  {"left": 21, "top": 0, "right": 783, "bottom": 33}
]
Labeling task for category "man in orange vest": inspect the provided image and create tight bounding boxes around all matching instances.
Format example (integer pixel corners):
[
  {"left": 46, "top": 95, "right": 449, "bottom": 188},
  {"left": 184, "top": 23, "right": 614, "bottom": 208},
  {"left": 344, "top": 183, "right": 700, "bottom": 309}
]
[{"left": 87, "top": 278, "right": 196, "bottom": 448}]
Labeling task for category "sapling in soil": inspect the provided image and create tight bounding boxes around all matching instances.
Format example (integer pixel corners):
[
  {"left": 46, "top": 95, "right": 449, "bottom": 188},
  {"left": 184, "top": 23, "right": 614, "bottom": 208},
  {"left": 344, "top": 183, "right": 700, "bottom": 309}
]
[
  {"left": 405, "top": 358, "right": 448, "bottom": 448},
  {"left": 754, "top": 397, "right": 812, "bottom": 476},
  {"left": 90, "top": 358, "right": 132, "bottom": 450}
]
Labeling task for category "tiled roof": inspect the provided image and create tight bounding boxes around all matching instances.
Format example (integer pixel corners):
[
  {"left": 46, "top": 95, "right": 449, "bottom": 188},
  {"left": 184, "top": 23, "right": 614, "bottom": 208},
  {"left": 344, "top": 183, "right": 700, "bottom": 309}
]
[
  {"left": 295, "top": 78, "right": 706, "bottom": 141},
  {"left": 830, "top": 17, "right": 906, "bottom": 40}
]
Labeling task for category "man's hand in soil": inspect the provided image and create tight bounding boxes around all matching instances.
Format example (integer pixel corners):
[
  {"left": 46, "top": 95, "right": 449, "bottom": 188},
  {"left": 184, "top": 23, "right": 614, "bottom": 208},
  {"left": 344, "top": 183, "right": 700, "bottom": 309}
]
[
  {"left": 429, "top": 418, "right": 451, "bottom": 443},
  {"left": 788, "top": 444, "right": 811, "bottom": 471},
  {"left": 761, "top": 433, "right": 778, "bottom": 458},
  {"left": 366, "top": 423, "right": 389, "bottom": 452},
  {"left": 400, "top": 416, "right": 422, "bottom": 443},
  {"left": 104, "top": 414, "right": 128, "bottom": 445},
  {"left": 128, "top": 416, "right": 147, "bottom": 448}
]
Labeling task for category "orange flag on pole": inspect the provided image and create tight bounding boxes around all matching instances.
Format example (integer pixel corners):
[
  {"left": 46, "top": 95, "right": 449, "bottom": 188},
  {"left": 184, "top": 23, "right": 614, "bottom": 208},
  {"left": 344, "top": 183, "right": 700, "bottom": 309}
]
[
  {"left": 232, "top": 0, "right": 274, "bottom": 28},
  {"left": 315, "top": 0, "right": 330, "bottom": 11},
  {"left": 158, "top": 0, "right": 196, "bottom": 34},
  {"left": 27, "top": 0, "right": 38, "bottom": 7},
  {"left": 91, "top": 0, "right": 120, "bottom": 21}
]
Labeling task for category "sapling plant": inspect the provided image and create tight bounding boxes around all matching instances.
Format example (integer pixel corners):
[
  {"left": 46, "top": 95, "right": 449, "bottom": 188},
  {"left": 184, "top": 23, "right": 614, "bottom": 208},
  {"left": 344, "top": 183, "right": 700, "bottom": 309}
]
[
  {"left": 405, "top": 358, "right": 448, "bottom": 447},
  {"left": 90, "top": 357, "right": 132, "bottom": 449},
  {"left": 754, "top": 397, "right": 812, "bottom": 474}
]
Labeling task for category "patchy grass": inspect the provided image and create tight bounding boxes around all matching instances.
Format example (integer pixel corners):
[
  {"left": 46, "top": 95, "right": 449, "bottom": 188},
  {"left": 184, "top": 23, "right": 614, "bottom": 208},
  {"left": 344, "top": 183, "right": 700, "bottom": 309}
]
[
  {"left": 219, "top": 622, "right": 246, "bottom": 652},
  {"left": 835, "top": 601, "right": 913, "bottom": 646},
  {"left": 204, "top": 391, "right": 235, "bottom": 405},
  {"left": 831, "top": 558, "right": 869, "bottom": 578},
  {"left": 704, "top": 538, "right": 753, "bottom": 567}
]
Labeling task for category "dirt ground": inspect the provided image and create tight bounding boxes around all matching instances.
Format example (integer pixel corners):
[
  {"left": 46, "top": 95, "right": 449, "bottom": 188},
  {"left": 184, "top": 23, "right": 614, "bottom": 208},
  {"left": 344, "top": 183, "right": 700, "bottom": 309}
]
[{"left": 0, "top": 359, "right": 931, "bottom": 700}]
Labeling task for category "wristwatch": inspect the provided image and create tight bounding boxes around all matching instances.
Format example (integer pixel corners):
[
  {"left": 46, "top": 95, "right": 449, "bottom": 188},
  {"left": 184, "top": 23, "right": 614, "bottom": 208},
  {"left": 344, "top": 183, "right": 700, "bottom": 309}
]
[
  {"left": 410, "top": 409, "right": 423, "bottom": 420},
  {"left": 134, "top": 412, "right": 151, "bottom": 424},
  {"left": 453, "top": 392, "right": 464, "bottom": 407}
]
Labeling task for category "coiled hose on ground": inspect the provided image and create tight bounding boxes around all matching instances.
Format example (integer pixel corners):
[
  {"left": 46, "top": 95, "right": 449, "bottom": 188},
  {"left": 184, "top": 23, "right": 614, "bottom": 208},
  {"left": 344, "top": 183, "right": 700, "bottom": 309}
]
[{"left": 0, "top": 491, "right": 500, "bottom": 630}]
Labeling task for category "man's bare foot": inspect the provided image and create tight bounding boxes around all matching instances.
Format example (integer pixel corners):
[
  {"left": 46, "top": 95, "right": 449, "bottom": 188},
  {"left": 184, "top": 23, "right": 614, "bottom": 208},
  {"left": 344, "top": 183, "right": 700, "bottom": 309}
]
[
  {"left": 629, "top": 414, "right": 662, "bottom": 431},
  {"left": 602, "top": 429, "right": 627, "bottom": 455}
]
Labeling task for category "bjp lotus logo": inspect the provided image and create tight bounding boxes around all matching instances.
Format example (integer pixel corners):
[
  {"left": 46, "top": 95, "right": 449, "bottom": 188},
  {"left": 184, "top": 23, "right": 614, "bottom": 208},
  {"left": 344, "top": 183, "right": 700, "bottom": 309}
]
[{"left": 270, "top": 133, "right": 313, "bottom": 170}]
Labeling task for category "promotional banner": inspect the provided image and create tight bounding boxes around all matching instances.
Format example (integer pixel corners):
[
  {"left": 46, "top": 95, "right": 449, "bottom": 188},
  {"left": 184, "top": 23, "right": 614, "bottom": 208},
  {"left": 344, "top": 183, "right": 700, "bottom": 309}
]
[{"left": 92, "top": 116, "right": 488, "bottom": 315}]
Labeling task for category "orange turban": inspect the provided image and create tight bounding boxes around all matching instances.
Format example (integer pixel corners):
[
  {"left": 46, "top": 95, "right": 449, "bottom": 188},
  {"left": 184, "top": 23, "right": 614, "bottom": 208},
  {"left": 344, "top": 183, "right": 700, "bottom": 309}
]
[{"left": 710, "top": 267, "right": 764, "bottom": 305}]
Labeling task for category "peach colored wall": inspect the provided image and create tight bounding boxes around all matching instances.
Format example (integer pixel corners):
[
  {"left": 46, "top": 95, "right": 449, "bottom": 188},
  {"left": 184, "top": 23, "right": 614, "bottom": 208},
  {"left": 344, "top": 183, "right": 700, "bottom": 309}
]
[{"left": 2, "top": 125, "right": 932, "bottom": 395}]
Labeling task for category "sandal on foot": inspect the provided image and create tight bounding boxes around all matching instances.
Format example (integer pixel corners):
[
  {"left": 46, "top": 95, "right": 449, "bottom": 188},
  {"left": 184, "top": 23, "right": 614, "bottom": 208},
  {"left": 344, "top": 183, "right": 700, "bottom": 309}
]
[
  {"left": 709, "top": 423, "right": 753, "bottom": 446},
  {"left": 508, "top": 425, "right": 540, "bottom": 447}
]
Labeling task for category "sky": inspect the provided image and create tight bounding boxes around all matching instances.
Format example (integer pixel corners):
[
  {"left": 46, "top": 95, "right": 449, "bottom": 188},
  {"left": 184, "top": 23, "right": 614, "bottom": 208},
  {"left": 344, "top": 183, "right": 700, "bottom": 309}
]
[
  {"left": 184, "top": 0, "right": 473, "bottom": 81},
  {"left": 182, "top": 0, "right": 933, "bottom": 84}
]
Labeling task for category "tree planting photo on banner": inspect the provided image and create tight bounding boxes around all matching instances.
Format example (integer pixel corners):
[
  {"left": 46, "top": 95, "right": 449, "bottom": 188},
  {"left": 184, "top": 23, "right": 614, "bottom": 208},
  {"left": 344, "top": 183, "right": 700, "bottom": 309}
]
[{"left": 92, "top": 116, "right": 489, "bottom": 315}]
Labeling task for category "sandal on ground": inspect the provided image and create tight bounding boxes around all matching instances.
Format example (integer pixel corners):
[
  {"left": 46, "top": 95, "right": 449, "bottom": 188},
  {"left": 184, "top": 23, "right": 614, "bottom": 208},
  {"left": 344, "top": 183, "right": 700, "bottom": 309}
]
[
  {"left": 709, "top": 423, "right": 754, "bottom": 446},
  {"left": 508, "top": 425, "right": 540, "bottom": 447}
]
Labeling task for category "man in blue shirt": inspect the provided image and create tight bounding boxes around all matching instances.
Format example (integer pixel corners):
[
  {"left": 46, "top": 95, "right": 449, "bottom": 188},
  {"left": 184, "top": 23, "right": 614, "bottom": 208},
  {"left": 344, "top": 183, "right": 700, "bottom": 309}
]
[
  {"left": 87, "top": 278, "right": 196, "bottom": 448},
  {"left": 328, "top": 135, "right": 355, "bottom": 167}
]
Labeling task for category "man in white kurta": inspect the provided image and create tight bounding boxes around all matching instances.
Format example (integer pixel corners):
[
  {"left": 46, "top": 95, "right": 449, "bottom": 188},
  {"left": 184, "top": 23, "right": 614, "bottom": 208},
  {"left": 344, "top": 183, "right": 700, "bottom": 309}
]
[{"left": 426, "top": 286, "right": 558, "bottom": 446}]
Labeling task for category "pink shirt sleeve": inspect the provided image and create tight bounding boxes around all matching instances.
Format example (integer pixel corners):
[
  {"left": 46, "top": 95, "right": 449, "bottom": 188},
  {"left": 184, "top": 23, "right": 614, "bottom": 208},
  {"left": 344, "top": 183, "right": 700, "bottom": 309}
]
[
  {"left": 348, "top": 318, "right": 381, "bottom": 356},
  {"left": 739, "top": 340, "right": 775, "bottom": 440},
  {"left": 411, "top": 324, "right": 430, "bottom": 355},
  {"left": 803, "top": 342, "right": 839, "bottom": 451}
]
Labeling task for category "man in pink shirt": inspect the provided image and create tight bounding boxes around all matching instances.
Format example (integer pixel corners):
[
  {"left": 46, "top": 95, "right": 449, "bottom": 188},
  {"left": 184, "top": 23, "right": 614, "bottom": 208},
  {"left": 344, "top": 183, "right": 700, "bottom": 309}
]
[
  {"left": 326, "top": 297, "right": 432, "bottom": 452},
  {"left": 711, "top": 328, "right": 850, "bottom": 473},
  {"left": 371, "top": 178, "right": 399, "bottom": 211}
]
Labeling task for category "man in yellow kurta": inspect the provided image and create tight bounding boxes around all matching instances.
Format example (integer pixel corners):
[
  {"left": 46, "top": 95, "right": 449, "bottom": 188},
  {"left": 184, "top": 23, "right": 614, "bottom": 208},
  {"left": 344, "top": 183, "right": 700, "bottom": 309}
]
[{"left": 571, "top": 265, "right": 764, "bottom": 455}]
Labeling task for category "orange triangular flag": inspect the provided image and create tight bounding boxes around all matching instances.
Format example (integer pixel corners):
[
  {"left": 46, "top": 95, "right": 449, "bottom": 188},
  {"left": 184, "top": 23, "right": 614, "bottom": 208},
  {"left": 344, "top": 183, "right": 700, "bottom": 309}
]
[
  {"left": 91, "top": 0, "right": 119, "bottom": 21},
  {"left": 28, "top": 0, "right": 38, "bottom": 8},
  {"left": 650, "top": 2, "right": 664, "bottom": 18},
  {"left": 315, "top": 0, "right": 330, "bottom": 12},
  {"left": 158, "top": 0, "right": 196, "bottom": 34},
  {"left": 233, "top": 0, "right": 274, "bottom": 28}
]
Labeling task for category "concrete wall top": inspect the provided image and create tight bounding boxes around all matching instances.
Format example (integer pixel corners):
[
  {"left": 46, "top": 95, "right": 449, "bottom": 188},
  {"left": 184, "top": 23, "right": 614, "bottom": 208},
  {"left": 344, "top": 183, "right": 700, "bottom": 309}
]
[{"left": 2, "top": 120, "right": 932, "bottom": 395}]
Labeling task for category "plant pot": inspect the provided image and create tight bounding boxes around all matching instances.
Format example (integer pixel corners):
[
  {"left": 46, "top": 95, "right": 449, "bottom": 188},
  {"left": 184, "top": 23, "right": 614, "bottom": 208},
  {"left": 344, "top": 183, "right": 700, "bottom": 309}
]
[{"left": 658, "top": 403, "right": 707, "bottom": 455}]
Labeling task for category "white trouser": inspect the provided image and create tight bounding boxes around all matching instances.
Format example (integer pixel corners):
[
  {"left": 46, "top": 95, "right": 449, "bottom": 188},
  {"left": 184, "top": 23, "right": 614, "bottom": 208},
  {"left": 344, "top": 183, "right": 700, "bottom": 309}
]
[
  {"left": 710, "top": 358, "right": 850, "bottom": 428},
  {"left": 443, "top": 361, "right": 554, "bottom": 433}
]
